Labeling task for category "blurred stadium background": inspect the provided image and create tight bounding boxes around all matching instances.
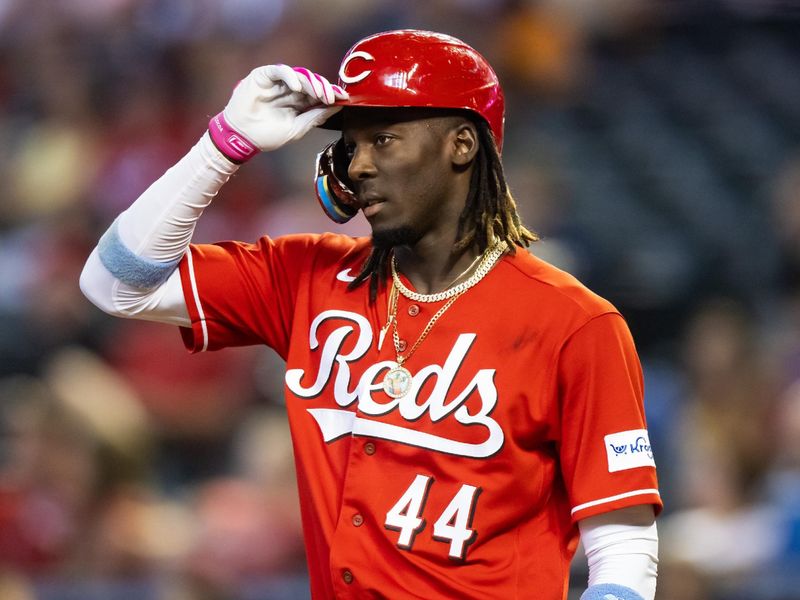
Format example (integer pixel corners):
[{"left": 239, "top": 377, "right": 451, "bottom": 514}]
[{"left": 1, "top": 0, "right": 799, "bottom": 598}]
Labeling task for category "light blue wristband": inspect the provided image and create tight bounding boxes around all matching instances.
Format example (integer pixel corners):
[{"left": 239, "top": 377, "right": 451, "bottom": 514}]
[
  {"left": 580, "top": 583, "right": 645, "bottom": 600},
  {"left": 98, "top": 218, "right": 181, "bottom": 290}
]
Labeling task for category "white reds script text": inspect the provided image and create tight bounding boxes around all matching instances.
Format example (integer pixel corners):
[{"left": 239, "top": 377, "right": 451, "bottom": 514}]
[{"left": 285, "top": 310, "right": 504, "bottom": 458}]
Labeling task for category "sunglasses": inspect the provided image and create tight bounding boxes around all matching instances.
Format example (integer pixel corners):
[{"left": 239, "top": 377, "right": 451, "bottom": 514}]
[{"left": 314, "top": 138, "right": 359, "bottom": 224}]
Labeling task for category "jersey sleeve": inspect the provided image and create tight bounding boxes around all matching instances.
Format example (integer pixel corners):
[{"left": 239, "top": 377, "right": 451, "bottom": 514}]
[
  {"left": 556, "top": 312, "right": 662, "bottom": 523},
  {"left": 177, "top": 234, "right": 316, "bottom": 358}
]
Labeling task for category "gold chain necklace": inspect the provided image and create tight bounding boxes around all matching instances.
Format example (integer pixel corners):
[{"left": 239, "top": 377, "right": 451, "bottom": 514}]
[
  {"left": 382, "top": 283, "right": 467, "bottom": 398},
  {"left": 391, "top": 242, "right": 507, "bottom": 303},
  {"left": 381, "top": 243, "right": 507, "bottom": 399},
  {"left": 443, "top": 251, "right": 483, "bottom": 288}
]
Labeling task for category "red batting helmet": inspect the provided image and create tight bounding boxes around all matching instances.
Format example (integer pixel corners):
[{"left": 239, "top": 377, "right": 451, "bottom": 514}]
[
  {"left": 315, "top": 30, "right": 505, "bottom": 224},
  {"left": 325, "top": 29, "right": 505, "bottom": 150}
]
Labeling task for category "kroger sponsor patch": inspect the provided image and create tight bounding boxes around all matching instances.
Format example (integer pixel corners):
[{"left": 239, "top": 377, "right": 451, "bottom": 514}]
[{"left": 604, "top": 429, "right": 656, "bottom": 473}]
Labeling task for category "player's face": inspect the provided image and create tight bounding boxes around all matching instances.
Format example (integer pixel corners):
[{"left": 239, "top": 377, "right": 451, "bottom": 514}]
[{"left": 342, "top": 108, "right": 467, "bottom": 248}]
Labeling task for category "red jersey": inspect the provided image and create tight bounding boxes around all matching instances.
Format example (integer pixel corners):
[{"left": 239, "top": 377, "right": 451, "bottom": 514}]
[{"left": 177, "top": 233, "right": 661, "bottom": 600}]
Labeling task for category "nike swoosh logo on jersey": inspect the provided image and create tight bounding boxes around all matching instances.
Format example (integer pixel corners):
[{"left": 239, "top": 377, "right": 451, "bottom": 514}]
[{"left": 336, "top": 268, "right": 356, "bottom": 282}]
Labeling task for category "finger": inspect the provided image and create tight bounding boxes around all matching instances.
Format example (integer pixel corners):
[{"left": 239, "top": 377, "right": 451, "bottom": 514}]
[
  {"left": 255, "top": 64, "right": 303, "bottom": 93},
  {"left": 270, "top": 89, "right": 318, "bottom": 111},
  {"left": 293, "top": 67, "right": 327, "bottom": 101},
  {"left": 332, "top": 84, "right": 349, "bottom": 100},
  {"left": 274, "top": 64, "right": 304, "bottom": 93},
  {"left": 293, "top": 105, "right": 342, "bottom": 137},
  {"left": 312, "top": 72, "right": 337, "bottom": 104}
]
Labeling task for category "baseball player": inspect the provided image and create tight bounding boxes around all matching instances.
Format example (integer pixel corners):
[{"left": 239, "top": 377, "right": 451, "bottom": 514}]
[{"left": 81, "top": 30, "right": 661, "bottom": 600}]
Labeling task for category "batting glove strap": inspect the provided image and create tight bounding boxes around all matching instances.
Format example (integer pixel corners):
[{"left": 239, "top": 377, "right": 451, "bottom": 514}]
[
  {"left": 208, "top": 111, "right": 258, "bottom": 164},
  {"left": 580, "top": 584, "right": 645, "bottom": 600}
]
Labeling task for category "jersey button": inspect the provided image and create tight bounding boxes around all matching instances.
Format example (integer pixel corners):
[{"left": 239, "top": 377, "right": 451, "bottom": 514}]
[
  {"left": 342, "top": 570, "right": 354, "bottom": 584},
  {"left": 352, "top": 513, "right": 364, "bottom": 527},
  {"left": 397, "top": 339, "right": 408, "bottom": 352},
  {"left": 407, "top": 304, "right": 420, "bottom": 316},
  {"left": 364, "top": 442, "right": 376, "bottom": 455}
]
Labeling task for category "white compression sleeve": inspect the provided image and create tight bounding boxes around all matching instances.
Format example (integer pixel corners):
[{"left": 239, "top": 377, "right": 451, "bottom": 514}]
[
  {"left": 80, "top": 133, "right": 238, "bottom": 325},
  {"left": 114, "top": 132, "right": 237, "bottom": 263},
  {"left": 578, "top": 505, "right": 659, "bottom": 600}
]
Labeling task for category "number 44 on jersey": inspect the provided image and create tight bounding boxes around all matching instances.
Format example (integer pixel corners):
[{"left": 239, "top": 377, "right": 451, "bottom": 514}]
[{"left": 385, "top": 474, "right": 482, "bottom": 561}]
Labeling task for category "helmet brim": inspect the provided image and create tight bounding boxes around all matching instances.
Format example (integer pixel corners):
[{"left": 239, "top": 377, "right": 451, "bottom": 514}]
[{"left": 317, "top": 101, "right": 486, "bottom": 136}]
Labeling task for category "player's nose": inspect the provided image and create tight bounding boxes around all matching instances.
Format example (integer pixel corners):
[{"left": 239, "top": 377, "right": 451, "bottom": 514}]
[{"left": 347, "top": 144, "right": 377, "bottom": 182}]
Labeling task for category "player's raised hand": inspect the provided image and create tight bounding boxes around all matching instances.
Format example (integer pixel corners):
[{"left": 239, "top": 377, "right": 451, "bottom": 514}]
[{"left": 209, "top": 64, "right": 348, "bottom": 163}]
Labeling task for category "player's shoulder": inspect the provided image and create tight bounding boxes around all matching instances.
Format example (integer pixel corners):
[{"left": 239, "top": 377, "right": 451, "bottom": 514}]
[
  {"left": 501, "top": 246, "right": 618, "bottom": 319},
  {"left": 268, "top": 232, "right": 371, "bottom": 273},
  {"left": 267, "top": 231, "right": 369, "bottom": 257}
]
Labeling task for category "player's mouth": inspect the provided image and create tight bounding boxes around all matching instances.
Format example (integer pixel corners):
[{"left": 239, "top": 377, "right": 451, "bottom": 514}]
[
  {"left": 360, "top": 194, "right": 387, "bottom": 218},
  {"left": 363, "top": 201, "right": 386, "bottom": 218}
]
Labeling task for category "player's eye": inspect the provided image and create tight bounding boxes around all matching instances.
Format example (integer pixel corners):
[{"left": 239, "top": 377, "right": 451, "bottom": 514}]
[
  {"left": 374, "top": 134, "right": 393, "bottom": 146},
  {"left": 344, "top": 143, "right": 355, "bottom": 159}
]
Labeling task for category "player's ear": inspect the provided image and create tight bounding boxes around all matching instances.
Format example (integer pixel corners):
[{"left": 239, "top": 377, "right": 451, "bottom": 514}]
[{"left": 450, "top": 121, "right": 478, "bottom": 167}]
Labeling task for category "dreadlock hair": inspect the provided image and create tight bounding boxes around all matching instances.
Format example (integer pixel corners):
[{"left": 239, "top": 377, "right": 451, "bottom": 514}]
[{"left": 348, "top": 116, "right": 538, "bottom": 302}]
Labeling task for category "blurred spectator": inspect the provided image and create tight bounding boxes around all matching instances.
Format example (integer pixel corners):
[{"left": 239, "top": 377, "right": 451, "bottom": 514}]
[
  {"left": 658, "top": 299, "right": 782, "bottom": 594},
  {"left": 679, "top": 298, "right": 777, "bottom": 493},
  {"left": 0, "top": 372, "right": 137, "bottom": 573},
  {"left": 771, "top": 154, "right": 800, "bottom": 294},
  {"left": 180, "top": 408, "right": 306, "bottom": 596},
  {"left": 763, "top": 378, "right": 800, "bottom": 563},
  {"left": 0, "top": 215, "right": 101, "bottom": 376}
]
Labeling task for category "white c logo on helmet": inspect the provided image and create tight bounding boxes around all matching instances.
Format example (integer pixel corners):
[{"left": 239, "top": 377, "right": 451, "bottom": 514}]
[{"left": 339, "top": 50, "right": 375, "bottom": 84}]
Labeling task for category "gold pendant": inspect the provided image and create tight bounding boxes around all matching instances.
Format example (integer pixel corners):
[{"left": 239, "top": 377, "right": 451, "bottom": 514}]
[{"left": 383, "top": 365, "right": 413, "bottom": 398}]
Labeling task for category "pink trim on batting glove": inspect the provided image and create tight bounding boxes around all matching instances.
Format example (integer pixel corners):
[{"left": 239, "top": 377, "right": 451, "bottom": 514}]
[{"left": 208, "top": 112, "right": 258, "bottom": 164}]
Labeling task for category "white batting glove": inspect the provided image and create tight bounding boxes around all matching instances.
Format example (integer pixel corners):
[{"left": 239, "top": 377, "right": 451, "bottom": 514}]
[{"left": 208, "top": 64, "right": 347, "bottom": 163}]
